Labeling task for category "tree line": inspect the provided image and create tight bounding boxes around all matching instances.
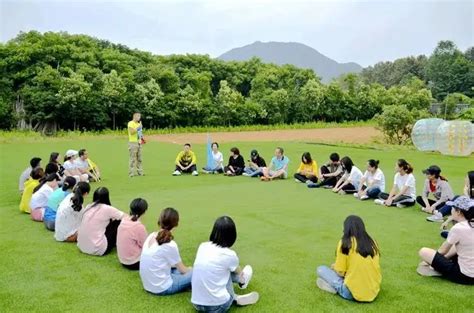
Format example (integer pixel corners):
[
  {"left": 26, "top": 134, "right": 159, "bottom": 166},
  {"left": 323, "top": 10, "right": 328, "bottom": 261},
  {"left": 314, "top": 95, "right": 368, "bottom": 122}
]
[{"left": 0, "top": 31, "right": 472, "bottom": 133}]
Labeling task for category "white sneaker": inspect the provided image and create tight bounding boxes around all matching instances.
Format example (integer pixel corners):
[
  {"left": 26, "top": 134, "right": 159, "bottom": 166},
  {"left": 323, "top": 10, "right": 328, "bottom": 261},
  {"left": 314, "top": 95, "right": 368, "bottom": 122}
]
[
  {"left": 242, "top": 173, "right": 250, "bottom": 177},
  {"left": 353, "top": 193, "right": 359, "bottom": 198},
  {"left": 235, "top": 292, "right": 259, "bottom": 306},
  {"left": 316, "top": 278, "right": 337, "bottom": 294},
  {"left": 192, "top": 170, "right": 199, "bottom": 176},
  {"left": 202, "top": 170, "right": 210, "bottom": 174},
  {"left": 172, "top": 170, "right": 181, "bottom": 176},
  {"left": 295, "top": 179, "right": 301, "bottom": 183},
  {"left": 374, "top": 199, "right": 385, "bottom": 205},
  {"left": 426, "top": 212, "right": 444, "bottom": 223},
  {"left": 239, "top": 265, "right": 253, "bottom": 289},
  {"left": 417, "top": 264, "right": 442, "bottom": 277},
  {"left": 338, "top": 190, "right": 346, "bottom": 195},
  {"left": 396, "top": 203, "right": 406, "bottom": 208},
  {"left": 360, "top": 195, "right": 369, "bottom": 200}
]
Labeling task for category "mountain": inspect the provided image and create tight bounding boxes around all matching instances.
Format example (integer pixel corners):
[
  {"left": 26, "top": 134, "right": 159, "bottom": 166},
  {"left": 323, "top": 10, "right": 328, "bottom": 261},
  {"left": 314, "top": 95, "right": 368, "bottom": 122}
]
[{"left": 218, "top": 41, "right": 362, "bottom": 83}]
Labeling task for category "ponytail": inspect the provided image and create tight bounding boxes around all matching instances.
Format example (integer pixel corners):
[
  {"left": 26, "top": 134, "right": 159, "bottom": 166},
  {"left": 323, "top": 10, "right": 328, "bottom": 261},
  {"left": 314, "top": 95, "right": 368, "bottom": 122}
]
[
  {"left": 156, "top": 229, "right": 174, "bottom": 245},
  {"left": 398, "top": 159, "right": 413, "bottom": 174},
  {"left": 71, "top": 182, "right": 91, "bottom": 212},
  {"left": 33, "top": 173, "right": 58, "bottom": 193},
  {"left": 156, "top": 207, "right": 179, "bottom": 245},
  {"left": 62, "top": 176, "right": 77, "bottom": 192},
  {"left": 129, "top": 198, "right": 148, "bottom": 222},
  {"left": 368, "top": 159, "right": 379, "bottom": 169}
]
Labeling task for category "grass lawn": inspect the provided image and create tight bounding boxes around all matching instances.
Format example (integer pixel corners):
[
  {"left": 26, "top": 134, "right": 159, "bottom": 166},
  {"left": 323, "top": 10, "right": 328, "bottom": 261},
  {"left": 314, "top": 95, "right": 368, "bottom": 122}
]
[{"left": 0, "top": 137, "right": 472, "bottom": 312}]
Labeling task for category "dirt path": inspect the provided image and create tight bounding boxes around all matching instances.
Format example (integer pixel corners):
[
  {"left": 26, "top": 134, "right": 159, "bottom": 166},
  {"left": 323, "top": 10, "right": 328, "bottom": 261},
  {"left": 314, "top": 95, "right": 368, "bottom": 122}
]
[{"left": 147, "top": 126, "right": 381, "bottom": 144}]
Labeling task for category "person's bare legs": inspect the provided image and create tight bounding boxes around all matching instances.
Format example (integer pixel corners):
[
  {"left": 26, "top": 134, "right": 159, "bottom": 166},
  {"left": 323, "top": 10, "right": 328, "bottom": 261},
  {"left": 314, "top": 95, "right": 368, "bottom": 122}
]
[
  {"left": 269, "top": 170, "right": 285, "bottom": 180},
  {"left": 419, "top": 247, "right": 437, "bottom": 264},
  {"left": 262, "top": 167, "right": 270, "bottom": 178}
]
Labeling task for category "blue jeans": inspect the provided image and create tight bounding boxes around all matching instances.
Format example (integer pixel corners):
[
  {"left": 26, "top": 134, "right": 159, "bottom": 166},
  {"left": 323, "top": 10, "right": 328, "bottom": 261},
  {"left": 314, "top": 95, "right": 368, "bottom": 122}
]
[
  {"left": 244, "top": 167, "right": 262, "bottom": 177},
  {"left": 317, "top": 266, "right": 354, "bottom": 301},
  {"left": 157, "top": 268, "right": 192, "bottom": 296},
  {"left": 366, "top": 186, "right": 381, "bottom": 199},
  {"left": 193, "top": 272, "right": 240, "bottom": 312},
  {"left": 438, "top": 195, "right": 459, "bottom": 216}
]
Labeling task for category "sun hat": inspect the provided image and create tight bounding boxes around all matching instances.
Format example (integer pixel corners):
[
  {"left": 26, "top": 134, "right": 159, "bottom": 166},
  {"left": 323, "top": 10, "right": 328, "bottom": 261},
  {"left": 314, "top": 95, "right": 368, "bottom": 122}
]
[
  {"left": 446, "top": 196, "right": 474, "bottom": 211},
  {"left": 65, "top": 149, "right": 78, "bottom": 158}
]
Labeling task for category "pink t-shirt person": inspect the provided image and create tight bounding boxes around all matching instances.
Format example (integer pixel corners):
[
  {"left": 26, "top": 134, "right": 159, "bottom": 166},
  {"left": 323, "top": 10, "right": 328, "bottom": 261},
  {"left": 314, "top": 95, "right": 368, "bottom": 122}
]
[
  {"left": 77, "top": 203, "right": 124, "bottom": 256},
  {"left": 117, "top": 217, "right": 148, "bottom": 265}
]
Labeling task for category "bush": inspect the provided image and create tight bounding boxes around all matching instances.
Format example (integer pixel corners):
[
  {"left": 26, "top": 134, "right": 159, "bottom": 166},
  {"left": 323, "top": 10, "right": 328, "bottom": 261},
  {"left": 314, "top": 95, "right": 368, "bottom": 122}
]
[{"left": 375, "top": 105, "right": 417, "bottom": 145}]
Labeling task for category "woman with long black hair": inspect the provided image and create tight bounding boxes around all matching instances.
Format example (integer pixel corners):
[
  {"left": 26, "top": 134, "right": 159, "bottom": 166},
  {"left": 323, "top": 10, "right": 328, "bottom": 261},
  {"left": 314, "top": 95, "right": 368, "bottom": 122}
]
[
  {"left": 316, "top": 215, "right": 381, "bottom": 302},
  {"left": 77, "top": 187, "right": 124, "bottom": 256}
]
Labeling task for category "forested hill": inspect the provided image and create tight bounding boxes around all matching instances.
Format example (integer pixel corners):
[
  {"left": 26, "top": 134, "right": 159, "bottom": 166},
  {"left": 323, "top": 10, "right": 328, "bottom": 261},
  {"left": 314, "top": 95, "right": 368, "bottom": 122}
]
[
  {"left": 0, "top": 31, "right": 470, "bottom": 132},
  {"left": 219, "top": 41, "right": 362, "bottom": 83}
]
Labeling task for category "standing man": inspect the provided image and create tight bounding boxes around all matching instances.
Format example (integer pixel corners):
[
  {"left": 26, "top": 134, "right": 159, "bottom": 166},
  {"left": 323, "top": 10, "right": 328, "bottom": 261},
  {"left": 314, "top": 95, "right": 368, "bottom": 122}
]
[{"left": 128, "top": 112, "right": 144, "bottom": 177}]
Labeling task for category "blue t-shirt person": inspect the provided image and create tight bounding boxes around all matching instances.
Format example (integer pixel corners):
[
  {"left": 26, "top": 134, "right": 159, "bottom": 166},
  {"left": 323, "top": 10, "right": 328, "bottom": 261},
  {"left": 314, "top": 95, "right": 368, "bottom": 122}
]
[
  {"left": 43, "top": 189, "right": 70, "bottom": 222},
  {"left": 271, "top": 156, "right": 290, "bottom": 172}
]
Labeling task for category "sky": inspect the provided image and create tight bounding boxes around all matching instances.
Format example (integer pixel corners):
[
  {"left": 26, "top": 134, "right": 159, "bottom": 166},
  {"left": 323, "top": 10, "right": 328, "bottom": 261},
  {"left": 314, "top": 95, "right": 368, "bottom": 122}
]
[{"left": 0, "top": 0, "right": 472, "bottom": 67}]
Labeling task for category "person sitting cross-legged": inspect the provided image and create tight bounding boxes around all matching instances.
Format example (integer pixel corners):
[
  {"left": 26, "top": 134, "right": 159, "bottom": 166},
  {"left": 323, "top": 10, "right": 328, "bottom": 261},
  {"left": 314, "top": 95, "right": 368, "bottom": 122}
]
[
  {"left": 172, "top": 143, "right": 198, "bottom": 176},
  {"left": 260, "top": 147, "right": 289, "bottom": 182}
]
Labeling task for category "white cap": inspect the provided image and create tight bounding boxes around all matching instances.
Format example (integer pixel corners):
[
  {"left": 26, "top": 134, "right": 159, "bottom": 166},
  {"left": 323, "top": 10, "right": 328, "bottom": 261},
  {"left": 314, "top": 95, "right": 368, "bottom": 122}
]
[{"left": 66, "top": 149, "right": 78, "bottom": 157}]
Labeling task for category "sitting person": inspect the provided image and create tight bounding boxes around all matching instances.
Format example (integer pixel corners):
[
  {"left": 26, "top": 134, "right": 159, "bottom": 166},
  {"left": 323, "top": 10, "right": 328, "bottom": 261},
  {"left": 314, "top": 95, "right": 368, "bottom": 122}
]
[
  {"left": 140, "top": 207, "right": 193, "bottom": 295},
  {"left": 77, "top": 187, "right": 124, "bottom": 256},
  {"left": 19, "top": 167, "right": 44, "bottom": 213},
  {"left": 63, "top": 150, "right": 89, "bottom": 182},
  {"left": 332, "top": 156, "right": 363, "bottom": 195},
  {"left": 224, "top": 147, "right": 245, "bottom": 176},
  {"left": 243, "top": 150, "right": 266, "bottom": 177},
  {"left": 294, "top": 152, "right": 318, "bottom": 184},
  {"left": 19, "top": 157, "right": 41, "bottom": 195},
  {"left": 308, "top": 153, "right": 343, "bottom": 188},
  {"left": 202, "top": 142, "right": 224, "bottom": 174},
  {"left": 43, "top": 176, "right": 77, "bottom": 231},
  {"left": 316, "top": 215, "right": 381, "bottom": 302},
  {"left": 417, "top": 165, "right": 454, "bottom": 214},
  {"left": 355, "top": 160, "right": 385, "bottom": 200},
  {"left": 375, "top": 159, "right": 416, "bottom": 208},
  {"left": 75, "top": 149, "right": 101, "bottom": 182},
  {"left": 49, "top": 152, "right": 66, "bottom": 182},
  {"left": 428, "top": 170, "right": 474, "bottom": 223},
  {"left": 172, "top": 143, "right": 198, "bottom": 176},
  {"left": 117, "top": 198, "right": 148, "bottom": 270},
  {"left": 29, "top": 173, "right": 60, "bottom": 222},
  {"left": 417, "top": 196, "right": 474, "bottom": 285},
  {"left": 261, "top": 147, "right": 289, "bottom": 181},
  {"left": 54, "top": 182, "right": 91, "bottom": 242},
  {"left": 192, "top": 216, "right": 258, "bottom": 311}
]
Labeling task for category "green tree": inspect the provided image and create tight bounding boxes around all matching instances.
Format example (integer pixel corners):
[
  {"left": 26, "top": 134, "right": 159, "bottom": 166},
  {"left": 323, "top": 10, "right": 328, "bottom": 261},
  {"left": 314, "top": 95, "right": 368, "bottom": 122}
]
[
  {"left": 102, "top": 70, "right": 126, "bottom": 129},
  {"left": 375, "top": 105, "right": 415, "bottom": 144},
  {"left": 57, "top": 72, "right": 92, "bottom": 130},
  {"left": 426, "top": 41, "right": 474, "bottom": 99},
  {"left": 134, "top": 78, "right": 164, "bottom": 128}
]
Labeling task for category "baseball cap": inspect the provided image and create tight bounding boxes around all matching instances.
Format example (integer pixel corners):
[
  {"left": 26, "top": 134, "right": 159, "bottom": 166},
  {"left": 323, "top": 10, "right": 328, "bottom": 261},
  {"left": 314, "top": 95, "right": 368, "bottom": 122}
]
[
  {"left": 422, "top": 165, "right": 441, "bottom": 176},
  {"left": 250, "top": 150, "right": 258, "bottom": 157},
  {"left": 66, "top": 149, "right": 78, "bottom": 158},
  {"left": 446, "top": 196, "right": 474, "bottom": 211}
]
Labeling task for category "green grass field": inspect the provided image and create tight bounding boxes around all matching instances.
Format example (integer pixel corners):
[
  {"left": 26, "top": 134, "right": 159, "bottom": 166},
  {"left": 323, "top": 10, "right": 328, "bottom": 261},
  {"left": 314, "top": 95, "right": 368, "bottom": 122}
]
[{"left": 0, "top": 137, "right": 472, "bottom": 312}]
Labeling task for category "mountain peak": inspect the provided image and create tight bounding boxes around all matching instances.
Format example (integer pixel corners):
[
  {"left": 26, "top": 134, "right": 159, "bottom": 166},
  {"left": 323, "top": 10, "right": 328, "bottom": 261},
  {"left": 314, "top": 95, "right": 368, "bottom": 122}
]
[{"left": 218, "top": 41, "right": 362, "bottom": 82}]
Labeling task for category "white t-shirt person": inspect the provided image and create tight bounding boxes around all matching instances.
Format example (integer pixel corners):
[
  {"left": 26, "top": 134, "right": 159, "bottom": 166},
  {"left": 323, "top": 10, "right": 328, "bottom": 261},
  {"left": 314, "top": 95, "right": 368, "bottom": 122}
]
[
  {"left": 447, "top": 221, "right": 474, "bottom": 278},
  {"left": 55, "top": 194, "right": 83, "bottom": 241},
  {"left": 139, "top": 232, "right": 182, "bottom": 294},
  {"left": 212, "top": 151, "right": 224, "bottom": 170},
  {"left": 394, "top": 172, "right": 416, "bottom": 199},
  {"left": 363, "top": 168, "right": 386, "bottom": 192},
  {"left": 341, "top": 166, "right": 363, "bottom": 190},
  {"left": 30, "top": 184, "right": 54, "bottom": 209},
  {"left": 191, "top": 242, "right": 239, "bottom": 306}
]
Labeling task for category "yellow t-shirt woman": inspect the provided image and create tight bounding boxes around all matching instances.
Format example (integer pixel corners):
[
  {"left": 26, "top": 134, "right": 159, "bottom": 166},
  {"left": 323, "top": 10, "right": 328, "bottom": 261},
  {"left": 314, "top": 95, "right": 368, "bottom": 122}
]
[{"left": 19, "top": 178, "right": 40, "bottom": 213}]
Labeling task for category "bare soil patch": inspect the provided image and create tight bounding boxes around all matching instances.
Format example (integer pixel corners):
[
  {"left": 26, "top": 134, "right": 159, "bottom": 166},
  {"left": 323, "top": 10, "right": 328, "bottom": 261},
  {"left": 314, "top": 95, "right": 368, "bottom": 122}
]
[{"left": 147, "top": 126, "right": 381, "bottom": 145}]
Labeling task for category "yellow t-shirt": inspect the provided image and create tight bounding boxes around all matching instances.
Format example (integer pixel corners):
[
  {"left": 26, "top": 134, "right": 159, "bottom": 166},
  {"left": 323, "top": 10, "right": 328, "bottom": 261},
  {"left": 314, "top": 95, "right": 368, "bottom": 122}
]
[
  {"left": 175, "top": 151, "right": 197, "bottom": 166},
  {"left": 297, "top": 160, "right": 318, "bottom": 177},
  {"left": 334, "top": 239, "right": 381, "bottom": 302},
  {"left": 19, "top": 178, "right": 40, "bottom": 213},
  {"left": 127, "top": 121, "right": 141, "bottom": 143}
]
